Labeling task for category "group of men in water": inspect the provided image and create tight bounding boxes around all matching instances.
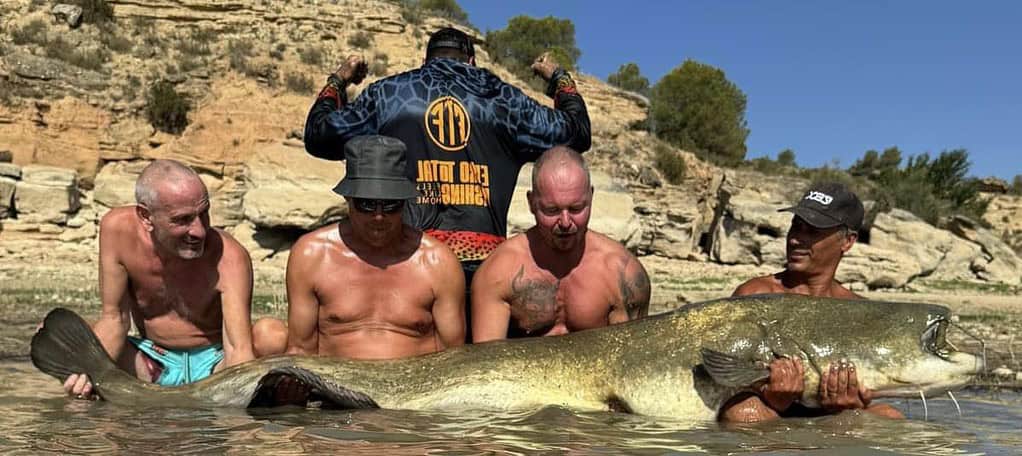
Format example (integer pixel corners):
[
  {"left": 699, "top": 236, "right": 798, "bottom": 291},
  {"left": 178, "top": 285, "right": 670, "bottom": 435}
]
[{"left": 58, "top": 27, "right": 900, "bottom": 423}]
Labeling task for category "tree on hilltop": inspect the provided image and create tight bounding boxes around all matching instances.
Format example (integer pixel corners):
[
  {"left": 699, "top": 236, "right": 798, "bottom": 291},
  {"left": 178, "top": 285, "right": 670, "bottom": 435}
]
[
  {"left": 650, "top": 59, "right": 749, "bottom": 166},
  {"left": 484, "top": 16, "right": 580, "bottom": 88},
  {"left": 607, "top": 62, "right": 649, "bottom": 95}
]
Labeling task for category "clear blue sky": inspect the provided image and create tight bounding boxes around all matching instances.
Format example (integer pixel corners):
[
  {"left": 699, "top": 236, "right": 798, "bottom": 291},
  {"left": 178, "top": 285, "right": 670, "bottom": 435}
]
[{"left": 459, "top": 1, "right": 1021, "bottom": 180}]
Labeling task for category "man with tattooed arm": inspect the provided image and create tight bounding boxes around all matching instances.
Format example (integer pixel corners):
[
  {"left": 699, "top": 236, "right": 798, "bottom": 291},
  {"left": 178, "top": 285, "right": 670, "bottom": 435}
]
[{"left": 470, "top": 146, "right": 650, "bottom": 341}]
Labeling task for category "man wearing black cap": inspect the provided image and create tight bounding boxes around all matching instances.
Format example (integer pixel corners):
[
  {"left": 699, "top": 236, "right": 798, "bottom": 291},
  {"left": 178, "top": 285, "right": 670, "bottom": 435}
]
[
  {"left": 302, "top": 27, "right": 591, "bottom": 339},
  {"left": 254, "top": 136, "right": 466, "bottom": 361},
  {"left": 720, "top": 182, "right": 903, "bottom": 423}
]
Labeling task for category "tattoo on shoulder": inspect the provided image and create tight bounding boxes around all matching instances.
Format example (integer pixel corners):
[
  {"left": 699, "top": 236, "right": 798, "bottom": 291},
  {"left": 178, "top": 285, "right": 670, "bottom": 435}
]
[
  {"left": 618, "top": 265, "right": 650, "bottom": 319},
  {"left": 509, "top": 265, "right": 560, "bottom": 334}
]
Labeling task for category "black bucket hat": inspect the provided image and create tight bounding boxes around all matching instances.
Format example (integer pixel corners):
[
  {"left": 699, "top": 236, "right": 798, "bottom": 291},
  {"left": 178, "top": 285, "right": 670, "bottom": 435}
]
[
  {"left": 332, "top": 135, "right": 418, "bottom": 200},
  {"left": 779, "top": 182, "right": 864, "bottom": 231}
]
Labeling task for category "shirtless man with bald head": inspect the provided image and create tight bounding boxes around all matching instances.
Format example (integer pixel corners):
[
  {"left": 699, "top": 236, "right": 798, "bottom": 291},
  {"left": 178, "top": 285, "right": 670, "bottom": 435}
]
[
  {"left": 470, "top": 146, "right": 650, "bottom": 342},
  {"left": 64, "top": 159, "right": 256, "bottom": 398}
]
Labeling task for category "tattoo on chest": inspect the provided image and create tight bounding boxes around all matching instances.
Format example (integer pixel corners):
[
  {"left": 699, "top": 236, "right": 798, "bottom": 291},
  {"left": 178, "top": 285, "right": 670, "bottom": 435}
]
[{"left": 508, "top": 266, "right": 560, "bottom": 334}]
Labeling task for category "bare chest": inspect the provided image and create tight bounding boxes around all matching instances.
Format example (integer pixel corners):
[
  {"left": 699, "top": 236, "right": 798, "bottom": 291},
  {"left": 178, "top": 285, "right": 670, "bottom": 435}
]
[
  {"left": 507, "top": 266, "right": 618, "bottom": 335},
  {"left": 314, "top": 260, "right": 436, "bottom": 333},
  {"left": 125, "top": 257, "right": 222, "bottom": 323}
]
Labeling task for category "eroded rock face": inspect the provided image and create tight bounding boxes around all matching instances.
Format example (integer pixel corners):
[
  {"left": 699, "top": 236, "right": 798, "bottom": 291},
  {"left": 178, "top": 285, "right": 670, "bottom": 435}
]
[
  {"left": 93, "top": 160, "right": 149, "bottom": 208},
  {"left": 242, "top": 143, "right": 347, "bottom": 230},
  {"left": 869, "top": 209, "right": 983, "bottom": 282},
  {"left": 983, "top": 193, "right": 1022, "bottom": 256},
  {"left": 839, "top": 243, "right": 922, "bottom": 289},
  {"left": 0, "top": 177, "right": 16, "bottom": 217},
  {"left": 51, "top": 4, "right": 83, "bottom": 28},
  {"left": 948, "top": 216, "right": 1022, "bottom": 285},
  {"left": 14, "top": 165, "right": 80, "bottom": 224},
  {"left": 706, "top": 171, "right": 801, "bottom": 267}
]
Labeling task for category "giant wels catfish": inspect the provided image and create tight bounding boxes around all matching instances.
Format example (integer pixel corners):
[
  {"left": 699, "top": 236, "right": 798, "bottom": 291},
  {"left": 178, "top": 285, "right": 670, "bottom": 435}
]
[{"left": 31, "top": 294, "right": 982, "bottom": 420}]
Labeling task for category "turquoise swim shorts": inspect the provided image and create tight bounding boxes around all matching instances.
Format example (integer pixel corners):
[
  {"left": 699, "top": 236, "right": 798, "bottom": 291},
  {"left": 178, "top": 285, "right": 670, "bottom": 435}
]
[{"left": 128, "top": 336, "right": 224, "bottom": 386}]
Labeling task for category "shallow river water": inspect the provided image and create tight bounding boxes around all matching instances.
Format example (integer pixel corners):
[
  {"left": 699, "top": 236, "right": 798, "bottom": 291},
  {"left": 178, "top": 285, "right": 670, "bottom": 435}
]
[{"left": 1, "top": 360, "right": 1020, "bottom": 455}]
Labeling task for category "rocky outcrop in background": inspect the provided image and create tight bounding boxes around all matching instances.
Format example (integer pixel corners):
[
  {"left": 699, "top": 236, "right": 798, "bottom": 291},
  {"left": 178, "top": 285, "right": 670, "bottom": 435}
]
[{"left": 1, "top": 0, "right": 1019, "bottom": 295}]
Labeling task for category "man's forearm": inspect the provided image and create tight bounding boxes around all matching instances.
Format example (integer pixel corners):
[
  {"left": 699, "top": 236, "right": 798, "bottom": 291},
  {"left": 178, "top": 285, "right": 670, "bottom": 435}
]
[
  {"left": 92, "top": 316, "right": 129, "bottom": 361},
  {"left": 303, "top": 75, "right": 349, "bottom": 160},
  {"left": 546, "top": 69, "right": 591, "bottom": 152}
]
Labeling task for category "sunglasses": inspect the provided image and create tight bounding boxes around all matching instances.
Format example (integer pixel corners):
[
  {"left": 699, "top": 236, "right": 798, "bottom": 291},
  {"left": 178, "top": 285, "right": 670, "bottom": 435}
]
[{"left": 352, "top": 198, "right": 405, "bottom": 214}]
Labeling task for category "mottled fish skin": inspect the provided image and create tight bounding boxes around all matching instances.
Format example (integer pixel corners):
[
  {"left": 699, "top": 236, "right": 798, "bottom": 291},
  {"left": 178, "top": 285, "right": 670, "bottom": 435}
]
[{"left": 36, "top": 294, "right": 982, "bottom": 420}]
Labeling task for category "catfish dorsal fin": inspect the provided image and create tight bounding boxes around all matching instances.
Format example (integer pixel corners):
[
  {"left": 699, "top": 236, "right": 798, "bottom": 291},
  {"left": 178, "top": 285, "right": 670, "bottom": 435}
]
[
  {"left": 249, "top": 366, "right": 380, "bottom": 410},
  {"left": 699, "top": 347, "right": 770, "bottom": 388}
]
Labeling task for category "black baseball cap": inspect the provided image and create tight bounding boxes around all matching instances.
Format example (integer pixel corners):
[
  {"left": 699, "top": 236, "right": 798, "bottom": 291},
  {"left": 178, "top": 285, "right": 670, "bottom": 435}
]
[
  {"left": 779, "top": 182, "right": 864, "bottom": 231},
  {"left": 426, "top": 27, "right": 475, "bottom": 58},
  {"left": 332, "top": 136, "right": 418, "bottom": 200}
]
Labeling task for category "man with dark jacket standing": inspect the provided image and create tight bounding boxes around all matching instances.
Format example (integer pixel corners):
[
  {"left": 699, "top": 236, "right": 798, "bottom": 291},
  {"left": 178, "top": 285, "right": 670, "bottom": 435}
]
[{"left": 303, "top": 27, "right": 591, "bottom": 338}]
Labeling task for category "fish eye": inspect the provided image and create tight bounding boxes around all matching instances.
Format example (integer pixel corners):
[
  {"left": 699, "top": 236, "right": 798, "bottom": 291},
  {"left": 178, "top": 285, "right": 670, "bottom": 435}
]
[{"left": 921, "top": 318, "right": 951, "bottom": 359}]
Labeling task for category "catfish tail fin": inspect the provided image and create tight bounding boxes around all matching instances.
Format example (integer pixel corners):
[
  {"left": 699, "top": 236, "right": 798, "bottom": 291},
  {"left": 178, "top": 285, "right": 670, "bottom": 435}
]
[{"left": 31, "top": 308, "right": 119, "bottom": 385}]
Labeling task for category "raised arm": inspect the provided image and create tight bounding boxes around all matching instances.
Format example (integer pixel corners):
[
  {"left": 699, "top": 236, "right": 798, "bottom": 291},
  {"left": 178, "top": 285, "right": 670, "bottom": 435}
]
[
  {"left": 284, "top": 236, "right": 321, "bottom": 355},
  {"left": 609, "top": 255, "right": 651, "bottom": 324},
  {"left": 216, "top": 231, "right": 255, "bottom": 370},
  {"left": 469, "top": 253, "right": 514, "bottom": 343},
  {"left": 303, "top": 55, "right": 376, "bottom": 160},
  {"left": 507, "top": 53, "right": 592, "bottom": 161},
  {"left": 429, "top": 242, "right": 466, "bottom": 350}
]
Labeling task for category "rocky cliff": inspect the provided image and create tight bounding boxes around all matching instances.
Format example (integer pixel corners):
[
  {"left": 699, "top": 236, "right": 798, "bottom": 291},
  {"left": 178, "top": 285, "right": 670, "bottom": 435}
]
[{"left": 1, "top": 0, "right": 1019, "bottom": 301}]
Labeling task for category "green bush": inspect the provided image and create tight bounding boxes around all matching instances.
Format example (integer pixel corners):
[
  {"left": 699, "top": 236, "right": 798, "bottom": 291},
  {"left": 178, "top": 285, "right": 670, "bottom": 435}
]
[
  {"left": 485, "top": 15, "right": 580, "bottom": 88},
  {"left": 347, "top": 31, "right": 373, "bottom": 49},
  {"left": 101, "top": 32, "right": 133, "bottom": 53},
  {"left": 177, "top": 28, "right": 213, "bottom": 56},
  {"left": 654, "top": 144, "right": 686, "bottom": 185},
  {"left": 399, "top": 2, "right": 423, "bottom": 25},
  {"left": 228, "top": 39, "right": 257, "bottom": 76},
  {"left": 1011, "top": 175, "right": 1022, "bottom": 195},
  {"left": 607, "top": 62, "right": 649, "bottom": 95},
  {"left": 45, "top": 37, "right": 110, "bottom": 71},
  {"left": 845, "top": 147, "right": 987, "bottom": 225},
  {"left": 651, "top": 59, "right": 749, "bottom": 166},
  {"left": 69, "top": 0, "right": 114, "bottom": 25},
  {"left": 269, "top": 42, "right": 286, "bottom": 60},
  {"left": 748, "top": 156, "right": 785, "bottom": 176},
  {"left": 369, "top": 52, "right": 390, "bottom": 76},
  {"left": 145, "top": 81, "right": 191, "bottom": 134},
  {"left": 12, "top": 20, "right": 47, "bottom": 46},
  {"left": 777, "top": 149, "right": 796, "bottom": 167},
  {"left": 177, "top": 54, "right": 202, "bottom": 73},
  {"left": 299, "top": 46, "right": 323, "bottom": 65},
  {"left": 418, "top": 0, "right": 469, "bottom": 24},
  {"left": 285, "top": 72, "right": 316, "bottom": 94}
]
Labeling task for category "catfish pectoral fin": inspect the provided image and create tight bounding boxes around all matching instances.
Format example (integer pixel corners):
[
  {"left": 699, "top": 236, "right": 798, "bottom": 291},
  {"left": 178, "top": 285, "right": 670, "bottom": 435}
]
[
  {"left": 699, "top": 347, "right": 770, "bottom": 388},
  {"left": 248, "top": 366, "right": 379, "bottom": 410}
]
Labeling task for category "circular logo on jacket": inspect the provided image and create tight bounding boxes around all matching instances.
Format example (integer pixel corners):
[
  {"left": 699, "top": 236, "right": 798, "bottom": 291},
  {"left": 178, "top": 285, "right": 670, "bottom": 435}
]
[{"left": 425, "top": 96, "right": 471, "bottom": 151}]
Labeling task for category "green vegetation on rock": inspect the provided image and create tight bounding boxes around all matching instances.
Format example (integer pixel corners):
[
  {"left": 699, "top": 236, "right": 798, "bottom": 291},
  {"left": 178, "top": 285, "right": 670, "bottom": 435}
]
[
  {"left": 607, "top": 62, "right": 650, "bottom": 95},
  {"left": 145, "top": 81, "right": 191, "bottom": 134},
  {"left": 651, "top": 59, "right": 749, "bottom": 167},
  {"left": 654, "top": 143, "right": 687, "bottom": 185},
  {"left": 485, "top": 15, "right": 580, "bottom": 89}
]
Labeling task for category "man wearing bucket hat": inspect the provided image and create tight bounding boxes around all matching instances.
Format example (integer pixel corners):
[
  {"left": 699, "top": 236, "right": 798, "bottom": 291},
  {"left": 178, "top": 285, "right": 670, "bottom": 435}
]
[
  {"left": 303, "top": 27, "right": 591, "bottom": 340},
  {"left": 721, "top": 182, "right": 903, "bottom": 423},
  {"left": 253, "top": 136, "right": 465, "bottom": 361}
]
